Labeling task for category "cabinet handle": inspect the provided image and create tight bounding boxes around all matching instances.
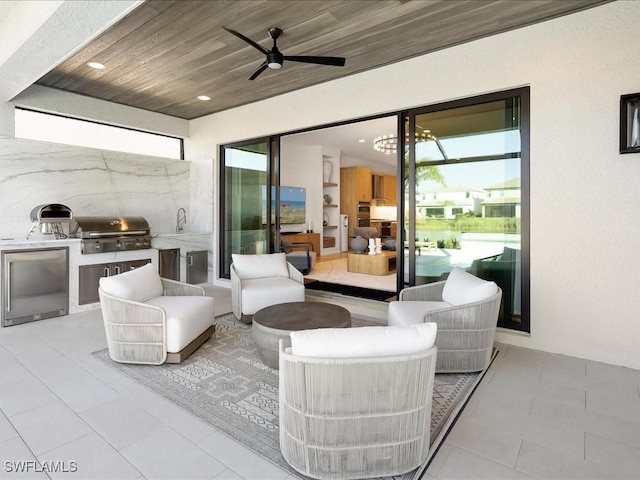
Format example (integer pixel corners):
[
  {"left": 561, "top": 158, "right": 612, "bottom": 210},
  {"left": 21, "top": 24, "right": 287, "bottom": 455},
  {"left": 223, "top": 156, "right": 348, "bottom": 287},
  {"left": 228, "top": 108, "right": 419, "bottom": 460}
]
[
  {"left": 104, "top": 267, "right": 110, "bottom": 277},
  {"left": 114, "top": 265, "right": 121, "bottom": 275},
  {"left": 188, "top": 255, "right": 193, "bottom": 267},
  {"left": 5, "top": 261, "right": 11, "bottom": 312}
]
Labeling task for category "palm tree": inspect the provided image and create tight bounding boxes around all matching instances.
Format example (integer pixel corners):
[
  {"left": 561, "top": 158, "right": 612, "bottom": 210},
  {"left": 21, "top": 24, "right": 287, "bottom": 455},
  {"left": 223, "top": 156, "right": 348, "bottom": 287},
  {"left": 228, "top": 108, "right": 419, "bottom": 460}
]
[{"left": 415, "top": 160, "right": 446, "bottom": 187}]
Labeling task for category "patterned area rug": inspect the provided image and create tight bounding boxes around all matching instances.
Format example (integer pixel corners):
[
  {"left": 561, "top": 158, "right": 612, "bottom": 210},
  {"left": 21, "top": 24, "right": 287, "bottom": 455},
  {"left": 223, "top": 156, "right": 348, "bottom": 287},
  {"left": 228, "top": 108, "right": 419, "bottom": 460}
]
[{"left": 94, "top": 314, "right": 486, "bottom": 480}]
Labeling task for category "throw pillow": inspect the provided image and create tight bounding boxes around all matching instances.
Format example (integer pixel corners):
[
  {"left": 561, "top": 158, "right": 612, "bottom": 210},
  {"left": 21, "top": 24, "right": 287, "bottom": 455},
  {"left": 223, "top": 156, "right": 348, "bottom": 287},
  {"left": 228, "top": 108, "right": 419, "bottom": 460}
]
[
  {"left": 290, "top": 323, "right": 437, "bottom": 358},
  {"left": 99, "top": 263, "right": 163, "bottom": 303},
  {"left": 231, "top": 252, "right": 289, "bottom": 279},
  {"left": 442, "top": 267, "right": 498, "bottom": 306}
]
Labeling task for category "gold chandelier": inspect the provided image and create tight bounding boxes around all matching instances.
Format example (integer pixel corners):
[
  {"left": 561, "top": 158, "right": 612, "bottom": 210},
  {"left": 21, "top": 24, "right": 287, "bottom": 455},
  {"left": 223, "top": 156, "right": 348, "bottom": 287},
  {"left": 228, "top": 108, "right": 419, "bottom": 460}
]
[{"left": 372, "top": 130, "right": 438, "bottom": 155}]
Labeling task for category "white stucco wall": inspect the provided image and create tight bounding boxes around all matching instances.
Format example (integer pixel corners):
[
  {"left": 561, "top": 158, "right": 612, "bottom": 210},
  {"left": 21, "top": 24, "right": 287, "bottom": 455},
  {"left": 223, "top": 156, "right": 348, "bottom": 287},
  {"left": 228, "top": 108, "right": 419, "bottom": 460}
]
[
  {"left": 186, "top": 1, "right": 640, "bottom": 369},
  {"left": 279, "top": 141, "right": 323, "bottom": 234}
]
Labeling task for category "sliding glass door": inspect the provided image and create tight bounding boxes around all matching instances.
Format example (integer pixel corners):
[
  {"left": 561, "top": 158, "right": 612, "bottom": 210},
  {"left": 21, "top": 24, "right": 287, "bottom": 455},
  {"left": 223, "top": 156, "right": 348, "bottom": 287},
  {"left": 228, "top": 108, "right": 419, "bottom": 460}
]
[
  {"left": 217, "top": 89, "right": 529, "bottom": 332},
  {"left": 219, "top": 139, "right": 277, "bottom": 278},
  {"left": 401, "top": 88, "right": 529, "bottom": 332}
]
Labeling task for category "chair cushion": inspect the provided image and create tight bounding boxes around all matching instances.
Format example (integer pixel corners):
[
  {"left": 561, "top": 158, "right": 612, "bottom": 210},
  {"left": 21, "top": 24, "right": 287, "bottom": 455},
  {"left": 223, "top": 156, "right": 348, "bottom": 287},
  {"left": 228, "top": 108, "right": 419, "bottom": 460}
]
[
  {"left": 231, "top": 253, "right": 289, "bottom": 280},
  {"left": 240, "top": 277, "right": 305, "bottom": 315},
  {"left": 387, "top": 301, "right": 452, "bottom": 326},
  {"left": 442, "top": 267, "right": 498, "bottom": 306},
  {"left": 290, "top": 323, "right": 437, "bottom": 358},
  {"left": 99, "top": 263, "right": 163, "bottom": 303},
  {"left": 145, "top": 296, "right": 214, "bottom": 353}
]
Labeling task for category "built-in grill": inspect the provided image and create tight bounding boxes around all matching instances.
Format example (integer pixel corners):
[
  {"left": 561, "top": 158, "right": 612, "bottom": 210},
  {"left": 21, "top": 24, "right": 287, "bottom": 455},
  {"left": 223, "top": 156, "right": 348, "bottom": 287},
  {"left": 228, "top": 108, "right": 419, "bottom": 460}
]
[{"left": 70, "top": 216, "right": 151, "bottom": 254}]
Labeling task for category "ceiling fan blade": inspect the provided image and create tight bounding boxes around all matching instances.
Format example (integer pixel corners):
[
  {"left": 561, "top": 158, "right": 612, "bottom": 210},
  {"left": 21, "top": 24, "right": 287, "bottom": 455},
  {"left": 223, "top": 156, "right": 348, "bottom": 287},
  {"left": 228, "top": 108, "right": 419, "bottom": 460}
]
[
  {"left": 223, "top": 26, "right": 269, "bottom": 55},
  {"left": 284, "top": 55, "right": 346, "bottom": 67},
  {"left": 249, "top": 62, "right": 268, "bottom": 80}
]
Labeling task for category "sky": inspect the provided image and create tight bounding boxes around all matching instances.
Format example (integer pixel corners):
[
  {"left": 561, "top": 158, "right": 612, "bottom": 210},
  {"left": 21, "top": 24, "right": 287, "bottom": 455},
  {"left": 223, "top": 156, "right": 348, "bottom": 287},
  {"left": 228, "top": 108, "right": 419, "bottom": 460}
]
[
  {"left": 419, "top": 158, "right": 521, "bottom": 192},
  {"left": 416, "top": 129, "right": 521, "bottom": 191},
  {"left": 15, "top": 109, "right": 182, "bottom": 159}
]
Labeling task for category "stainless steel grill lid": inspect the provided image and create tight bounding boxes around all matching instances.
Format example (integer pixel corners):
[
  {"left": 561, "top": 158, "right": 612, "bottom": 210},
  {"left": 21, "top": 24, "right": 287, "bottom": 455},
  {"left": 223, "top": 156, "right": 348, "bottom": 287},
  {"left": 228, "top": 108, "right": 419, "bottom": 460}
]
[
  {"left": 70, "top": 216, "right": 150, "bottom": 238},
  {"left": 30, "top": 204, "right": 73, "bottom": 223}
]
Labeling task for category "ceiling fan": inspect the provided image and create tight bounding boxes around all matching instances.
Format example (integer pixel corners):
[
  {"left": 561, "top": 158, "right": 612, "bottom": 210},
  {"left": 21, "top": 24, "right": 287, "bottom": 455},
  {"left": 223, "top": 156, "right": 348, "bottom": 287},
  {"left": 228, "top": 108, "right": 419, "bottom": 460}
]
[{"left": 223, "top": 26, "right": 346, "bottom": 80}]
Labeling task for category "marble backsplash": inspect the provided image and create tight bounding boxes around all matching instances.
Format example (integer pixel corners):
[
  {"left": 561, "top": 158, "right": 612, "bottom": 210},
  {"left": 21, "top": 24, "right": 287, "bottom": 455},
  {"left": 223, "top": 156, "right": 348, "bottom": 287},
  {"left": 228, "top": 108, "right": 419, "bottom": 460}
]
[
  {"left": 189, "top": 158, "right": 214, "bottom": 233},
  {"left": 0, "top": 136, "right": 194, "bottom": 238}
]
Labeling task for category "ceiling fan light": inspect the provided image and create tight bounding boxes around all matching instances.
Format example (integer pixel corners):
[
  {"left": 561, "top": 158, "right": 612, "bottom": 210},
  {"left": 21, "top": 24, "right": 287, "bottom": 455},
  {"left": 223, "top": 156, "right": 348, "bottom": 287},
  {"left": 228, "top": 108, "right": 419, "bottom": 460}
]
[{"left": 267, "top": 50, "right": 283, "bottom": 69}]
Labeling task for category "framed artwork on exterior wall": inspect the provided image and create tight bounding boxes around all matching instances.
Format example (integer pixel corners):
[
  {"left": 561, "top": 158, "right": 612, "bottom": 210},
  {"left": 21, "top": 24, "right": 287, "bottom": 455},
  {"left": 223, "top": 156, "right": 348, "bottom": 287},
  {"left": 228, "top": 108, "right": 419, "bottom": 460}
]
[{"left": 620, "top": 93, "right": 640, "bottom": 154}]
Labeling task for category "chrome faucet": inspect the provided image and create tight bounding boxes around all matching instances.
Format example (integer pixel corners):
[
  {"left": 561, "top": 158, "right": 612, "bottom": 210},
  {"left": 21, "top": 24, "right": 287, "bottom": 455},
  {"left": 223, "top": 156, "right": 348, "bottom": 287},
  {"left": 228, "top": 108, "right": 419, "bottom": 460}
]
[{"left": 176, "top": 207, "right": 187, "bottom": 233}]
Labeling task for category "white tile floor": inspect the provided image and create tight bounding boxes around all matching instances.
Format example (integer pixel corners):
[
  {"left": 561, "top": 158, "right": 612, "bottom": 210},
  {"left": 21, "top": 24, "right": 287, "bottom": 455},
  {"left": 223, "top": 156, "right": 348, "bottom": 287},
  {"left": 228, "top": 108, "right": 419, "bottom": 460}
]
[{"left": 1, "top": 287, "right": 639, "bottom": 480}]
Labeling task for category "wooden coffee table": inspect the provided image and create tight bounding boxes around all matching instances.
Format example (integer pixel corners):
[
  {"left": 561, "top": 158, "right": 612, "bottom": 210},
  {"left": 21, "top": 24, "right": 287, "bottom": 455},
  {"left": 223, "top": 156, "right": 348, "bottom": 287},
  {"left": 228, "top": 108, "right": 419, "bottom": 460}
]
[
  {"left": 347, "top": 250, "right": 397, "bottom": 275},
  {"left": 252, "top": 302, "right": 351, "bottom": 368}
]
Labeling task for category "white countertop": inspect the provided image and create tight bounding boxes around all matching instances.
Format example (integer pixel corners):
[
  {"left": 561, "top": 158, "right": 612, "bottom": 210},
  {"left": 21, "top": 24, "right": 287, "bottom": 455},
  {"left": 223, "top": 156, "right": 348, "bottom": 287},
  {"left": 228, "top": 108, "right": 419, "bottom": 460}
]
[
  {"left": 1, "top": 231, "right": 213, "bottom": 246},
  {"left": 152, "top": 232, "right": 212, "bottom": 237},
  {"left": 0, "top": 237, "right": 80, "bottom": 248}
]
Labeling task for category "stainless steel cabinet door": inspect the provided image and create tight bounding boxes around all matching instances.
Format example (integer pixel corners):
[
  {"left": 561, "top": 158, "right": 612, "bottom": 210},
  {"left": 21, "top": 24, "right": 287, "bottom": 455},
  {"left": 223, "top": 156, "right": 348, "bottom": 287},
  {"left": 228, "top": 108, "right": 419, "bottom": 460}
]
[
  {"left": 79, "top": 264, "right": 110, "bottom": 305},
  {"left": 159, "top": 249, "right": 180, "bottom": 281},
  {"left": 2, "top": 247, "right": 68, "bottom": 326},
  {"left": 186, "top": 250, "right": 208, "bottom": 284}
]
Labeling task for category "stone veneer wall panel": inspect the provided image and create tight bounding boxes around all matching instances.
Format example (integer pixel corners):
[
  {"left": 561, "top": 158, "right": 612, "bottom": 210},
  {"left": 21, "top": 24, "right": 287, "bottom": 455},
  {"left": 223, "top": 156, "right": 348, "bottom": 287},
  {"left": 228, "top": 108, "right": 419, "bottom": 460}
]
[{"left": 0, "top": 136, "right": 190, "bottom": 238}]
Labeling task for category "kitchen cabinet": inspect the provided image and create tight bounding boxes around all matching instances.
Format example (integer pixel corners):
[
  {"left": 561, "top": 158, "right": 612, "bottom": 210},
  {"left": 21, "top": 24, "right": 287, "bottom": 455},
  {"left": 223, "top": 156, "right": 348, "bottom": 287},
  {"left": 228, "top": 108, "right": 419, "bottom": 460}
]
[
  {"left": 341, "top": 167, "right": 372, "bottom": 202},
  {"left": 340, "top": 167, "right": 372, "bottom": 237},
  {"left": 383, "top": 175, "right": 397, "bottom": 204},
  {"left": 186, "top": 250, "right": 208, "bottom": 284},
  {"left": 159, "top": 248, "right": 180, "bottom": 280}
]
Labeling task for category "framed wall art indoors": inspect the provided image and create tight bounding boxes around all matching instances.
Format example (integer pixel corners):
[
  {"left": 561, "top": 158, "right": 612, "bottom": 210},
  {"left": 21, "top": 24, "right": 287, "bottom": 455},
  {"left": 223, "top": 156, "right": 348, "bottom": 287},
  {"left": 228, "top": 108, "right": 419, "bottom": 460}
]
[{"left": 620, "top": 93, "right": 640, "bottom": 154}]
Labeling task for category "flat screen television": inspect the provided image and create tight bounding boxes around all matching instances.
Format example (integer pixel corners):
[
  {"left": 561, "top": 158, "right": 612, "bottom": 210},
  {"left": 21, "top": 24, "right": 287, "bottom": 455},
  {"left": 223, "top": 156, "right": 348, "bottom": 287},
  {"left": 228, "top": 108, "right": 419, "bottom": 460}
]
[{"left": 262, "top": 185, "right": 306, "bottom": 225}]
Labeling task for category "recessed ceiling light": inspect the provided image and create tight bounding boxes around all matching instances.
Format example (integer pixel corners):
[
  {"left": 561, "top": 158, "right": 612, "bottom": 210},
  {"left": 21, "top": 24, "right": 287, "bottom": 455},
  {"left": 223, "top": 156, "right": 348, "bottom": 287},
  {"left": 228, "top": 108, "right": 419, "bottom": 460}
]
[
  {"left": 358, "top": 139, "right": 366, "bottom": 143},
  {"left": 197, "top": 95, "right": 211, "bottom": 101},
  {"left": 87, "top": 61, "right": 106, "bottom": 70}
]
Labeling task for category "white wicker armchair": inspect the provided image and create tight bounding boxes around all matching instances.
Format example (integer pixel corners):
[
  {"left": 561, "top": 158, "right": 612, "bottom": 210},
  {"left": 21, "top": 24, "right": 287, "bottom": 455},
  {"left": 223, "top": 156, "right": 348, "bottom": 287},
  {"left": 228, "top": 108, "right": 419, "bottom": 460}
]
[
  {"left": 388, "top": 268, "right": 501, "bottom": 373},
  {"left": 230, "top": 253, "right": 305, "bottom": 323},
  {"left": 98, "top": 264, "right": 215, "bottom": 365},
  {"left": 279, "top": 324, "right": 438, "bottom": 480}
]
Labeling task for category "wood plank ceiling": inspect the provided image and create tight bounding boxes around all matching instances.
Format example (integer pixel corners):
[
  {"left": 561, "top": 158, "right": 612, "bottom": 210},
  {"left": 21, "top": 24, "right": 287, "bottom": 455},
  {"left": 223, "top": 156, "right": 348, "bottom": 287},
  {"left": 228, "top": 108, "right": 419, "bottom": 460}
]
[{"left": 36, "top": 0, "right": 608, "bottom": 120}]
